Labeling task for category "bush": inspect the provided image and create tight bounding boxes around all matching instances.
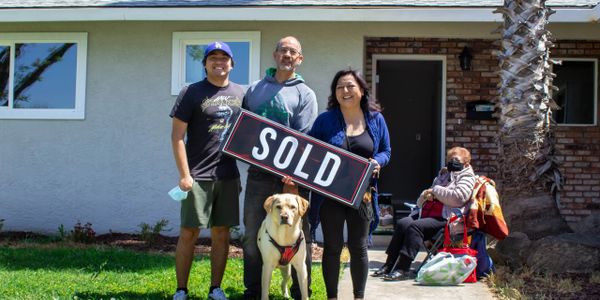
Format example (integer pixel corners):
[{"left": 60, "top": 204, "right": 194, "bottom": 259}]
[
  {"left": 138, "top": 219, "right": 170, "bottom": 245},
  {"left": 56, "top": 224, "right": 68, "bottom": 242},
  {"left": 71, "top": 221, "right": 96, "bottom": 244}
]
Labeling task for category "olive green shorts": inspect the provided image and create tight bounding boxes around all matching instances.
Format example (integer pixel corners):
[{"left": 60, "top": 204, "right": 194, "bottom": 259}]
[{"left": 180, "top": 178, "right": 241, "bottom": 229}]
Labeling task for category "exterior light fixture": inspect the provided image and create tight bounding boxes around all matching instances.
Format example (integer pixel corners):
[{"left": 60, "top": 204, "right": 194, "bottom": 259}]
[{"left": 459, "top": 46, "right": 473, "bottom": 71}]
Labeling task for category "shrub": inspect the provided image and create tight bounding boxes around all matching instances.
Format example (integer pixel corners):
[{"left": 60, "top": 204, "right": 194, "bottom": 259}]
[
  {"left": 71, "top": 221, "right": 96, "bottom": 244},
  {"left": 56, "top": 224, "right": 68, "bottom": 241},
  {"left": 138, "top": 219, "right": 170, "bottom": 245}
]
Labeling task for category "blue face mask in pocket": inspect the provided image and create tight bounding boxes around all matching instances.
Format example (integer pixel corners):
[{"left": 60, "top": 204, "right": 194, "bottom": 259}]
[{"left": 168, "top": 186, "right": 188, "bottom": 201}]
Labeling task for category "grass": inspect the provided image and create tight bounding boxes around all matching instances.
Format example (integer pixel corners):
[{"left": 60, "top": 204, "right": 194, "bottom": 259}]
[
  {"left": 486, "top": 265, "right": 598, "bottom": 300},
  {"left": 0, "top": 243, "right": 327, "bottom": 300}
]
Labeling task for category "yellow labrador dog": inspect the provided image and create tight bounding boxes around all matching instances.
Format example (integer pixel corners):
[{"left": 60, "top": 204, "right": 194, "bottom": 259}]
[{"left": 257, "top": 193, "right": 309, "bottom": 300}]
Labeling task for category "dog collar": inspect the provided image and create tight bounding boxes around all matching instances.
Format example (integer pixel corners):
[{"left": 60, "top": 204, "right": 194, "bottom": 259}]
[{"left": 267, "top": 230, "right": 304, "bottom": 266}]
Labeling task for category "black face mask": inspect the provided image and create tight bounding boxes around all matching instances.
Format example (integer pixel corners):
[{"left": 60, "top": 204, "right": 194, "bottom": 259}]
[{"left": 446, "top": 158, "right": 464, "bottom": 172}]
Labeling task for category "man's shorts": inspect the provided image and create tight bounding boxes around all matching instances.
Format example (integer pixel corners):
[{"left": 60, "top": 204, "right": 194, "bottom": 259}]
[{"left": 181, "top": 177, "right": 241, "bottom": 228}]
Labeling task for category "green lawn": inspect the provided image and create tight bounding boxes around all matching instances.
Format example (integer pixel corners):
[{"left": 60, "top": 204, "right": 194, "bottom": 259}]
[{"left": 0, "top": 244, "right": 327, "bottom": 300}]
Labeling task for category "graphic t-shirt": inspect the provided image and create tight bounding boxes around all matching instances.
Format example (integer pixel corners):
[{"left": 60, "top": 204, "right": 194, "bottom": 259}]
[{"left": 170, "top": 79, "right": 244, "bottom": 181}]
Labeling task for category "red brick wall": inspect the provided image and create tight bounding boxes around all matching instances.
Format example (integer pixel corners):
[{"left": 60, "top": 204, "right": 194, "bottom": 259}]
[
  {"left": 365, "top": 37, "right": 600, "bottom": 227},
  {"left": 552, "top": 40, "right": 600, "bottom": 225}
]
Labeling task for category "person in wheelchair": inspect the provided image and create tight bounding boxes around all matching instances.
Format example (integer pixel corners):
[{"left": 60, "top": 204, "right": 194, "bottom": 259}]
[{"left": 372, "top": 146, "right": 476, "bottom": 281}]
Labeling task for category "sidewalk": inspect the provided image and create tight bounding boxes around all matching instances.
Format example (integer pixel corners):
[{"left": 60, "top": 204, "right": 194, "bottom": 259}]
[{"left": 338, "top": 248, "right": 497, "bottom": 300}]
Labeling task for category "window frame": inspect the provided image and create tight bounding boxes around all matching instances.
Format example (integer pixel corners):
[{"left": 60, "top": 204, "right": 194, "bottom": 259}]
[
  {"left": 552, "top": 57, "right": 598, "bottom": 127},
  {"left": 171, "top": 31, "right": 261, "bottom": 95},
  {"left": 0, "top": 32, "right": 87, "bottom": 120}
]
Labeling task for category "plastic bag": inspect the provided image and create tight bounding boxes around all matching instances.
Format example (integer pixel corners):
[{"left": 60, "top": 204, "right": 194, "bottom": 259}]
[
  {"left": 416, "top": 252, "right": 477, "bottom": 285},
  {"left": 439, "top": 215, "right": 478, "bottom": 283}
]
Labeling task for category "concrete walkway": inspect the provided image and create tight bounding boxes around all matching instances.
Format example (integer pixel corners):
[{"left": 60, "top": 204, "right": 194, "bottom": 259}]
[{"left": 338, "top": 248, "right": 497, "bottom": 300}]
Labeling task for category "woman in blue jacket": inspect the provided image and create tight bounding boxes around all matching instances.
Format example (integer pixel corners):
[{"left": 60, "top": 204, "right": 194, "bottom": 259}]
[{"left": 309, "top": 68, "right": 391, "bottom": 299}]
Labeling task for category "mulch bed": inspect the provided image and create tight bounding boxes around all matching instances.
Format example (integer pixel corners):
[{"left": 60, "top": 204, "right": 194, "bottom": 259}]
[
  {"left": 96, "top": 232, "right": 246, "bottom": 258},
  {"left": 0, "top": 231, "right": 323, "bottom": 260},
  {"left": 520, "top": 272, "right": 600, "bottom": 300}
]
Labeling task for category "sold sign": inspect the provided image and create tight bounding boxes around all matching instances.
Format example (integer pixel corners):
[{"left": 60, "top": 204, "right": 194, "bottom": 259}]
[{"left": 220, "top": 110, "right": 374, "bottom": 209}]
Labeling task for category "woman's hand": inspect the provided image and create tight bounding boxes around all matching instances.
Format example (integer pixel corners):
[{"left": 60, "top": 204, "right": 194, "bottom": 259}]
[
  {"left": 417, "top": 188, "right": 434, "bottom": 208},
  {"left": 282, "top": 176, "right": 299, "bottom": 195},
  {"left": 369, "top": 158, "right": 380, "bottom": 178},
  {"left": 423, "top": 188, "right": 434, "bottom": 200}
]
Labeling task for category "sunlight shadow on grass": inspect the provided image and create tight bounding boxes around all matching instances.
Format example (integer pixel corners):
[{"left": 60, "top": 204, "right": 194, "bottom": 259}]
[
  {"left": 0, "top": 246, "right": 177, "bottom": 272},
  {"left": 74, "top": 291, "right": 171, "bottom": 300}
]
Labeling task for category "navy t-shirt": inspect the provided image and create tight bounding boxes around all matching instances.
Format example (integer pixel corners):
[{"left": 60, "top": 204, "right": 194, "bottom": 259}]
[{"left": 170, "top": 79, "right": 244, "bottom": 181}]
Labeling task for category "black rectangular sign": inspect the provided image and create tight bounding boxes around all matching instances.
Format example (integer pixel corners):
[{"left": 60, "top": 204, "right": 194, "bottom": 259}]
[{"left": 220, "top": 110, "right": 374, "bottom": 209}]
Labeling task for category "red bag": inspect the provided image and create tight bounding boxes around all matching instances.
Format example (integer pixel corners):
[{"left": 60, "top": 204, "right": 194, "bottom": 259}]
[{"left": 439, "top": 215, "right": 478, "bottom": 283}]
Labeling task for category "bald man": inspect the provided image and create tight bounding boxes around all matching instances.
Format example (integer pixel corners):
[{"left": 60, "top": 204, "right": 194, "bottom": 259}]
[{"left": 241, "top": 36, "right": 318, "bottom": 300}]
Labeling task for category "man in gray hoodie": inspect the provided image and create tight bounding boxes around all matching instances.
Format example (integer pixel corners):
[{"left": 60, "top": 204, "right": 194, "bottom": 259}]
[{"left": 242, "top": 36, "right": 318, "bottom": 300}]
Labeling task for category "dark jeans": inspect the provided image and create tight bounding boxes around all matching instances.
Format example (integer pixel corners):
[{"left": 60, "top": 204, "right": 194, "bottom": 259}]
[
  {"left": 242, "top": 168, "right": 312, "bottom": 300},
  {"left": 320, "top": 199, "right": 370, "bottom": 299},
  {"left": 385, "top": 214, "right": 446, "bottom": 271},
  {"left": 308, "top": 195, "right": 323, "bottom": 241}
]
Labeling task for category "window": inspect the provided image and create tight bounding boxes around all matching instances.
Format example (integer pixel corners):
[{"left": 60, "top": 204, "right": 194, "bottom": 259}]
[
  {"left": 552, "top": 59, "right": 598, "bottom": 126},
  {"left": 171, "top": 31, "right": 261, "bottom": 95},
  {"left": 0, "top": 33, "right": 87, "bottom": 119}
]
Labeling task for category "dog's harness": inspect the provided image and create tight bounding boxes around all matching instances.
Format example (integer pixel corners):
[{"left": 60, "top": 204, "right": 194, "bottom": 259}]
[{"left": 267, "top": 231, "right": 304, "bottom": 266}]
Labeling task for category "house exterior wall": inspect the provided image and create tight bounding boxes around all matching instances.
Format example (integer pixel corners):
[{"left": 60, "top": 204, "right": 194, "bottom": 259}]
[
  {"left": 365, "top": 37, "right": 600, "bottom": 228},
  {"left": 0, "top": 21, "right": 366, "bottom": 235},
  {"left": 365, "top": 37, "right": 501, "bottom": 176},
  {"left": 553, "top": 40, "right": 600, "bottom": 225},
  {"left": 0, "top": 20, "right": 597, "bottom": 234}
]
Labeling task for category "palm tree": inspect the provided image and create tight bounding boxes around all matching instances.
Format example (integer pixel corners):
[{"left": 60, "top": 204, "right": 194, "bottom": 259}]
[{"left": 494, "top": 0, "right": 570, "bottom": 239}]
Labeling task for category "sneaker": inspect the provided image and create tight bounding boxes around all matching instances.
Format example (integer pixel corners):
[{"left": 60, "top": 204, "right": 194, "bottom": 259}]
[
  {"left": 173, "top": 290, "right": 188, "bottom": 300},
  {"left": 208, "top": 287, "right": 228, "bottom": 300}
]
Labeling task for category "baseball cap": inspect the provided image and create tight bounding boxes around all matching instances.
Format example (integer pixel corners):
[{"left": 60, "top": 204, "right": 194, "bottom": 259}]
[{"left": 204, "top": 41, "right": 234, "bottom": 60}]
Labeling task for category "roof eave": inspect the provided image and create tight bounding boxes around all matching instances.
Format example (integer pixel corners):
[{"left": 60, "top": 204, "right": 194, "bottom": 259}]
[{"left": 0, "top": 6, "right": 597, "bottom": 23}]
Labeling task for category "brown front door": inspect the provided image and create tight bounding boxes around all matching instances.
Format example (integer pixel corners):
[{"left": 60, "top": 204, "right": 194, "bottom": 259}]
[{"left": 376, "top": 59, "right": 443, "bottom": 205}]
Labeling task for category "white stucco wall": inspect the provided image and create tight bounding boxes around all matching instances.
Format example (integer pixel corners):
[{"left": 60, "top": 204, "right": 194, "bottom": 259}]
[{"left": 1, "top": 20, "right": 598, "bottom": 235}]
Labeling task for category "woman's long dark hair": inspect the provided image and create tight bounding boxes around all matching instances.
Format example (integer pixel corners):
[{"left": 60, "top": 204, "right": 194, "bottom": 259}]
[{"left": 327, "top": 68, "right": 382, "bottom": 113}]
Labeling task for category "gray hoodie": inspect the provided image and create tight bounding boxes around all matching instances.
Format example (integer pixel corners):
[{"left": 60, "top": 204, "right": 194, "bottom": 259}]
[
  {"left": 243, "top": 68, "right": 318, "bottom": 133},
  {"left": 431, "top": 166, "right": 476, "bottom": 219}
]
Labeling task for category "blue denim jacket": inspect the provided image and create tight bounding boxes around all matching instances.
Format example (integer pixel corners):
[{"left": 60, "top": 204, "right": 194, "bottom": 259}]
[{"left": 308, "top": 107, "right": 392, "bottom": 239}]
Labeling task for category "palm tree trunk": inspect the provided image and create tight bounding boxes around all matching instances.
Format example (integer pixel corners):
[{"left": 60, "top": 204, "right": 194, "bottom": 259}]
[{"left": 494, "top": 0, "right": 570, "bottom": 239}]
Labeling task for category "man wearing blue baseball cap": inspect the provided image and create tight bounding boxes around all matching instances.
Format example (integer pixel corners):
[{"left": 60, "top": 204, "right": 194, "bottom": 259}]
[
  {"left": 201, "top": 41, "right": 234, "bottom": 68},
  {"left": 170, "top": 41, "right": 243, "bottom": 300}
]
